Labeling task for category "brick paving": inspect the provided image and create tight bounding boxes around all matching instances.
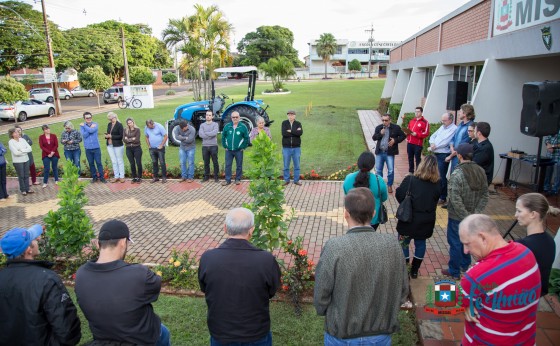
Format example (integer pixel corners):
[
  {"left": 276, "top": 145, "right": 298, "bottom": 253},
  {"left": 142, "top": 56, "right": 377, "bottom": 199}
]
[{"left": 1, "top": 109, "right": 559, "bottom": 344}]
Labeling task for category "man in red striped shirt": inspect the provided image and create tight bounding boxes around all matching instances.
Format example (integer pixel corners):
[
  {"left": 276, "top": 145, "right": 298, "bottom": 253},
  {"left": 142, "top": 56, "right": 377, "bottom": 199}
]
[
  {"left": 459, "top": 214, "right": 540, "bottom": 346},
  {"left": 406, "top": 107, "right": 430, "bottom": 173}
]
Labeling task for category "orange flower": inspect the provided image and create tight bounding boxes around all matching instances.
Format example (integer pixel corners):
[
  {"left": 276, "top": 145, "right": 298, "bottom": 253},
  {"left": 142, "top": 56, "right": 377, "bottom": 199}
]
[
  {"left": 311, "top": 169, "right": 315, "bottom": 173},
  {"left": 307, "top": 259, "right": 314, "bottom": 266},
  {"left": 287, "top": 240, "right": 293, "bottom": 245},
  {"left": 298, "top": 249, "right": 307, "bottom": 256},
  {"left": 347, "top": 166, "right": 351, "bottom": 170},
  {"left": 282, "top": 285, "right": 289, "bottom": 291}
]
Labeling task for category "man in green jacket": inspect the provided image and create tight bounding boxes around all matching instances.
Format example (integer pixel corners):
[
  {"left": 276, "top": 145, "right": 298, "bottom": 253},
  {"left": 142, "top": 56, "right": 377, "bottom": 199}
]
[{"left": 222, "top": 111, "right": 250, "bottom": 186}]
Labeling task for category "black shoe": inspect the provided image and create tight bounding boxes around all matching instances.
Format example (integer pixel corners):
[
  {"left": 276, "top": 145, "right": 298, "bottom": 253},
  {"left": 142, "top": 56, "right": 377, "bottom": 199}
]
[
  {"left": 214, "top": 178, "right": 219, "bottom": 183},
  {"left": 222, "top": 181, "right": 231, "bottom": 186},
  {"left": 202, "top": 178, "right": 209, "bottom": 182},
  {"left": 92, "top": 179, "right": 98, "bottom": 183},
  {"left": 283, "top": 181, "right": 290, "bottom": 186},
  {"left": 100, "top": 179, "right": 107, "bottom": 183}
]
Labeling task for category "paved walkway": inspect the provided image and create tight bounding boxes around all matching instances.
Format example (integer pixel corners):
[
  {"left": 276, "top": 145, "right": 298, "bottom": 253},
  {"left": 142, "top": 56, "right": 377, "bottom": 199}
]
[{"left": 1, "top": 110, "right": 559, "bottom": 344}]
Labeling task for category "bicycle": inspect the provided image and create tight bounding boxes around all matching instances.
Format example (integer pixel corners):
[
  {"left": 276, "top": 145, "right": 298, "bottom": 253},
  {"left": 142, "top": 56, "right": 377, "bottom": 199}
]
[{"left": 118, "top": 96, "right": 142, "bottom": 109}]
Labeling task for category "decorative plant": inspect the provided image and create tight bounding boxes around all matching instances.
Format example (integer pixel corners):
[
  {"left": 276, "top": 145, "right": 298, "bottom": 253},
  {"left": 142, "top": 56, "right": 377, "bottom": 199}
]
[
  {"left": 244, "top": 131, "right": 293, "bottom": 251},
  {"left": 281, "top": 237, "right": 315, "bottom": 315},
  {"left": 41, "top": 160, "right": 96, "bottom": 277},
  {"left": 154, "top": 249, "right": 199, "bottom": 289}
]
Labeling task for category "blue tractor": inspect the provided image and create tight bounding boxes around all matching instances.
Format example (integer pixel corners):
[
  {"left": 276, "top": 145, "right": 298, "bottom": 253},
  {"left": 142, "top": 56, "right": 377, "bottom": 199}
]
[{"left": 167, "top": 66, "right": 271, "bottom": 145}]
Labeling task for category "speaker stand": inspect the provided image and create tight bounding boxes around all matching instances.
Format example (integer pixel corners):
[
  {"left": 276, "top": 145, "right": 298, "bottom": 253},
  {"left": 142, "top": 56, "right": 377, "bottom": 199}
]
[{"left": 533, "top": 136, "right": 543, "bottom": 191}]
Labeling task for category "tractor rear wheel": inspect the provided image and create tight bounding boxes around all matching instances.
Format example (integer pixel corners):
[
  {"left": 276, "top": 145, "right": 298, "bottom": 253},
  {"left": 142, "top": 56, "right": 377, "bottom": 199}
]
[{"left": 224, "top": 105, "right": 264, "bottom": 133}]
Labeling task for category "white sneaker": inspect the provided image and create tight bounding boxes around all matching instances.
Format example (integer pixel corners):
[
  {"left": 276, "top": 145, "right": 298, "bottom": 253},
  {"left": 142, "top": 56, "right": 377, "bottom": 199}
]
[
  {"left": 42, "top": 184, "right": 47, "bottom": 188},
  {"left": 55, "top": 181, "right": 59, "bottom": 185}
]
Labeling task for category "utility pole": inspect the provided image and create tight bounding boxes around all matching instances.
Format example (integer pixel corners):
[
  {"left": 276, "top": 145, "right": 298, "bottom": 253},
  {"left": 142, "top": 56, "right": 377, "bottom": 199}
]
[
  {"left": 365, "top": 24, "right": 375, "bottom": 79},
  {"left": 121, "top": 27, "right": 130, "bottom": 86},
  {"left": 41, "top": 0, "right": 62, "bottom": 115}
]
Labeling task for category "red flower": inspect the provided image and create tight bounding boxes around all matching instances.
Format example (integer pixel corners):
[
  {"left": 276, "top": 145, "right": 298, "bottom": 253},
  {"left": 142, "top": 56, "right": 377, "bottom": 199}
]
[
  {"left": 311, "top": 169, "right": 315, "bottom": 174},
  {"left": 287, "top": 240, "right": 293, "bottom": 245},
  {"left": 71, "top": 273, "right": 76, "bottom": 280},
  {"left": 307, "top": 259, "right": 314, "bottom": 266},
  {"left": 282, "top": 285, "right": 289, "bottom": 291},
  {"left": 298, "top": 249, "right": 307, "bottom": 256},
  {"left": 347, "top": 166, "right": 351, "bottom": 170}
]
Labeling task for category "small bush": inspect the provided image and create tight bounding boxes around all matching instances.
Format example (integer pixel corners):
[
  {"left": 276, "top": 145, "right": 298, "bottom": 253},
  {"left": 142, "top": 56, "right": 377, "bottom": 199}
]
[
  {"left": 378, "top": 97, "right": 391, "bottom": 115},
  {"left": 154, "top": 249, "right": 199, "bottom": 289},
  {"left": 165, "top": 90, "right": 176, "bottom": 96},
  {"left": 388, "top": 103, "right": 402, "bottom": 123},
  {"left": 281, "top": 237, "right": 315, "bottom": 315}
]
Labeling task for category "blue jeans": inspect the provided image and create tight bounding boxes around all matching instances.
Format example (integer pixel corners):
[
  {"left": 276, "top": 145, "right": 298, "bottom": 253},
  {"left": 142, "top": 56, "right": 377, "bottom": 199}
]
[
  {"left": 225, "top": 149, "right": 243, "bottom": 182},
  {"left": 544, "top": 162, "right": 560, "bottom": 192},
  {"left": 0, "top": 163, "right": 8, "bottom": 199},
  {"left": 401, "top": 237, "right": 426, "bottom": 260},
  {"left": 156, "top": 323, "right": 171, "bottom": 346},
  {"left": 407, "top": 143, "right": 422, "bottom": 173},
  {"left": 85, "top": 148, "right": 104, "bottom": 181},
  {"left": 64, "top": 148, "right": 81, "bottom": 175},
  {"left": 375, "top": 152, "right": 395, "bottom": 186},
  {"left": 435, "top": 153, "right": 450, "bottom": 200},
  {"left": 450, "top": 156, "right": 459, "bottom": 173},
  {"left": 107, "top": 145, "right": 125, "bottom": 179},
  {"left": 211, "top": 331, "right": 272, "bottom": 346},
  {"left": 324, "top": 332, "right": 391, "bottom": 346},
  {"left": 447, "top": 218, "right": 471, "bottom": 276},
  {"left": 149, "top": 147, "right": 167, "bottom": 179},
  {"left": 179, "top": 147, "right": 195, "bottom": 179},
  {"left": 42, "top": 156, "right": 59, "bottom": 183},
  {"left": 282, "top": 147, "right": 301, "bottom": 182}
]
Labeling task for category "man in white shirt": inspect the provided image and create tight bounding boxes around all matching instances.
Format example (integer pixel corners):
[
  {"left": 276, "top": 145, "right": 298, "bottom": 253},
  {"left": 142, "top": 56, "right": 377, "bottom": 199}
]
[{"left": 428, "top": 112, "right": 457, "bottom": 204}]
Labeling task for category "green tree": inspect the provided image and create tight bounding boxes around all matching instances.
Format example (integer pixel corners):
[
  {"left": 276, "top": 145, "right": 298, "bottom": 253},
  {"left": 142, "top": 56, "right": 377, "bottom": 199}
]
[
  {"left": 78, "top": 66, "right": 112, "bottom": 108},
  {"left": 348, "top": 59, "right": 362, "bottom": 76},
  {"left": 0, "top": 76, "right": 28, "bottom": 103},
  {"left": 237, "top": 26, "right": 302, "bottom": 67},
  {"left": 259, "top": 56, "right": 295, "bottom": 92},
  {"left": 316, "top": 33, "right": 337, "bottom": 79},
  {"left": 162, "top": 72, "right": 178, "bottom": 88},
  {"left": 130, "top": 66, "right": 156, "bottom": 85},
  {"left": 243, "top": 132, "right": 292, "bottom": 251}
]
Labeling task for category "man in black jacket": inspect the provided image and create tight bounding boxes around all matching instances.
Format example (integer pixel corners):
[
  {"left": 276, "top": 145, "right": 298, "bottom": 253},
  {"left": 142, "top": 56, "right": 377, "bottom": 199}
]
[
  {"left": 472, "top": 122, "right": 494, "bottom": 186},
  {"left": 198, "top": 208, "right": 281, "bottom": 345},
  {"left": 372, "top": 114, "right": 406, "bottom": 193},
  {"left": 0, "top": 224, "right": 81, "bottom": 345},
  {"left": 75, "top": 219, "right": 170, "bottom": 346},
  {"left": 282, "top": 110, "right": 303, "bottom": 185}
]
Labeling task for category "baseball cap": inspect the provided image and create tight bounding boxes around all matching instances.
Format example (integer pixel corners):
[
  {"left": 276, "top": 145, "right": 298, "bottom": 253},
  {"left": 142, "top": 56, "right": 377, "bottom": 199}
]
[
  {"left": 0, "top": 224, "right": 43, "bottom": 259},
  {"left": 98, "top": 219, "right": 133, "bottom": 243},
  {"left": 456, "top": 143, "right": 474, "bottom": 157},
  {"left": 287, "top": 110, "right": 296, "bottom": 115}
]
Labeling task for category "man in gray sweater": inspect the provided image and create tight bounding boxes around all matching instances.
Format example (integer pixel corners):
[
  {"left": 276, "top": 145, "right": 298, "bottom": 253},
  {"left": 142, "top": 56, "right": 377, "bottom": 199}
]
[
  {"left": 198, "top": 111, "right": 220, "bottom": 182},
  {"left": 314, "top": 187, "right": 409, "bottom": 344},
  {"left": 173, "top": 120, "right": 196, "bottom": 182}
]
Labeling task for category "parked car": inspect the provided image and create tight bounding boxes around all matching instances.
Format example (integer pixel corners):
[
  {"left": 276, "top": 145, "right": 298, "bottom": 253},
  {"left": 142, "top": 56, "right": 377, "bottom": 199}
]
[
  {"left": 103, "top": 86, "right": 124, "bottom": 104},
  {"left": 217, "top": 73, "right": 228, "bottom": 80},
  {"left": 71, "top": 86, "right": 96, "bottom": 97},
  {"left": 0, "top": 99, "right": 55, "bottom": 122},
  {"left": 59, "top": 88, "right": 73, "bottom": 99},
  {"left": 29, "top": 87, "right": 73, "bottom": 101}
]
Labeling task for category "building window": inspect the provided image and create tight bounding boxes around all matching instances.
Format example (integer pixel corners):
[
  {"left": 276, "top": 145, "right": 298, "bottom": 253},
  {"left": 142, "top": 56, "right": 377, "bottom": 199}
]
[
  {"left": 453, "top": 63, "right": 485, "bottom": 102},
  {"left": 348, "top": 48, "right": 369, "bottom": 54},
  {"left": 424, "top": 67, "right": 435, "bottom": 97},
  {"left": 336, "top": 46, "right": 343, "bottom": 55}
]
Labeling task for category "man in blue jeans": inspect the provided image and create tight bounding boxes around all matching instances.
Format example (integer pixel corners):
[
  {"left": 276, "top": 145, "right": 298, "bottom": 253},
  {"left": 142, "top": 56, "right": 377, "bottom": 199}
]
[
  {"left": 80, "top": 112, "right": 106, "bottom": 183},
  {"left": 442, "top": 143, "right": 488, "bottom": 280},
  {"left": 173, "top": 120, "right": 196, "bottom": 182},
  {"left": 144, "top": 119, "right": 168, "bottom": 183},
  {"left": 428, "top": 112, "right": 457, "bottom": 204},
  {"left": 221, "top": 111, "right": 250, "bottom": 186},
  {"left": 372, "top": 114, "right": 406, "bottom": 193},
  {"left": 281, "top": 110, "right": 303, "bottom": 186}
]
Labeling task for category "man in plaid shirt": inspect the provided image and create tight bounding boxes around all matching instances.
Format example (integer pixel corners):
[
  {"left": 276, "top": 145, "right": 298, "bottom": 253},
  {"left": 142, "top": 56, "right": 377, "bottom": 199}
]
[
  {"left": 60, "top": 121, "right": 82, "bottom": 175},
  {"left": 544, "top": 131, "right": 560, "bottom": 195}
]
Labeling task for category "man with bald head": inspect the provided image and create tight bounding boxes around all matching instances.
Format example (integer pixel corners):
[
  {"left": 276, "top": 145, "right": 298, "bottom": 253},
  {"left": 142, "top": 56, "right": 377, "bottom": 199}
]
[
  {"left": 222, "top": 111, "right": 250, "bottom": 186},
  {"left": 459, "top": 214, "right": 540, "bottom": 346},
  {"left": 428, "top": 112, "right": 457, "bottom": 204},
  {"left": 198, "top": 208, "right": 281, "bottom": 345}
]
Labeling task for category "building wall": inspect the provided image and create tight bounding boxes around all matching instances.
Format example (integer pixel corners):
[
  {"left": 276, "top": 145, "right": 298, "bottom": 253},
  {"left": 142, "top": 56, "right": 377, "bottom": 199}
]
[
  {"left": 401, "top": 40, "right": 416, "bottom": 61},
  {"left": 390, "top": 47, "right": 402, "bottom": 63},
  {"left": 440, "top": 0, "right": 491, "bottom": 50},
  {"left": 416, "top": 26, "right": 440, "bottom": 57}
]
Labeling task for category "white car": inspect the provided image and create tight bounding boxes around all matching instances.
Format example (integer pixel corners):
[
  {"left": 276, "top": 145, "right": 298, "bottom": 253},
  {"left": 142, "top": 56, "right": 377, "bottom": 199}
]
[
  {"left": 71, "top": 86, "right": 96, "bottom": 97},
  {"left": 29, "top": 87, "right": 73, "bottom": 101},
  {"left": 58, "top": 88, "right": 73, "bottom": 99},
  {"left": 217, "top": 73, "right": 229, "bottom": 80},
  {"left": 0, "top": 99, "right": 56, "bottom": 122}
]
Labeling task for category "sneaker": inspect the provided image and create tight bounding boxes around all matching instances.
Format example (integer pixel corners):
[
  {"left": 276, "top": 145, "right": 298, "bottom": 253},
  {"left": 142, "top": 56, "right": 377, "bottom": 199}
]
[
  {"left": 387, "top": 186, "right": 393, "bottom": 193},
  {"left": 441, "top": 268, "right": 460, "bottom": 280},
  {"left": 283, "top": 181, "right": 290, "bottom": 186},
  {"left": 42, "top": 184, "right": 47, "bottom": 188},
  {"left": 187, "top": 179, "right": 194, "bottom": 183},
  {"left": 137, "top": 178, "right": 142, "bottom": 184},
  {"left": 151, "top": 178, "right": 160, "bottom": 183},
  {"left": 32, "top": 182, "right": 41, "bottom": 185},
  {"left": 294, "top": 181, "right": 302, "bottom": 186},
  {"left": 22, "top": 192, "right": 27, "bottom": 196},
  {"left": 162, "top": 178, "right": 167, "bottom": 184},
  {"left": 222, "top": 181, "right": 231, "bottom": 186},
  {"left": 26, "top": 190, "right": 34, "bottom": 194},
  {"left": 100, "top": 179, "right": 107, "bottom": 183},
  {"left": 54, "top": 181, "right": 59, "bottom": 185},
  {"left": 181, "top": 178, "right": 187, "bottom": 182},
  {"left": 202, "top": 178, "right": 209, "bottom": 182},
  {"left": 119, "top": 178, "right": 125, "bottom": 183},
  {"left": 235, "top": 180, "right": 241, "bottom": 185},
  {"left": 110, "top": 178, "right": 119, "bottom": 183},
  {"left": 214, "top": 178, "right": 219, "bottom": 183}
]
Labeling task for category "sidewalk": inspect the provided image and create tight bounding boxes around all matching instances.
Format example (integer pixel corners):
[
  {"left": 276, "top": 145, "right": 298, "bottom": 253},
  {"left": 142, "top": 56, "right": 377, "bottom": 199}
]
[{"left": 1, "top": 110, "right": 559, "bottom": 344}]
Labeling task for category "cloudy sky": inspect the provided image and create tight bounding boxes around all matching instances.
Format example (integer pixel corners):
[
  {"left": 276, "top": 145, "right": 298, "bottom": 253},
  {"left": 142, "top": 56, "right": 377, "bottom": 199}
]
[{"left": 30, "top": 0, "right": 471, "bottom": 59}]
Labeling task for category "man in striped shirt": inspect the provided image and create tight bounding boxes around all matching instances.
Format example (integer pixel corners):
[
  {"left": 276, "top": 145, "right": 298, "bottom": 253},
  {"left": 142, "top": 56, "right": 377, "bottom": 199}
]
[{"left": 459, "top": 214, "right": 540, "bottom": 346}]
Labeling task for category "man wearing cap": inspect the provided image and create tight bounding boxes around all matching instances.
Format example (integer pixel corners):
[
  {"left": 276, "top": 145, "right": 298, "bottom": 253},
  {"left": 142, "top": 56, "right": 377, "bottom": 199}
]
[
  {"left": 198, "top": 208, "right": 281, "bottom": 345},
  {"left": 75, "top": 219, "right": 170, "bottom": 346},
  {"left": 442, "top": 143, "right": 488, "bottom": 279},
  {"left": 0, "top": 224, "right": 82, "bottom": 345},
  {"left": 80, "top": 112, "right": 106, "bottom": 183},
  {"left": 281, "top": 110, "right": 303, "bottom": 185}
]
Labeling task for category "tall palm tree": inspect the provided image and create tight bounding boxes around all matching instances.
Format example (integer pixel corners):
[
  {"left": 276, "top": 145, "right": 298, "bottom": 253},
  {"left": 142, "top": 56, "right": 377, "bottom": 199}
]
[{"left": 316, "top": 33, "right": 337, "bottom": 79}]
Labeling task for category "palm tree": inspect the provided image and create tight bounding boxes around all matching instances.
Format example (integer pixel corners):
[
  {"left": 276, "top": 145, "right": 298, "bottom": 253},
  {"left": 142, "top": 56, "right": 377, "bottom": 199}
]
[
  {"left": 259, "top": 56, "right": 295, "bottom": 91},
  {"left": 316, "top": 33, "right": 337, "bottom": 79}
]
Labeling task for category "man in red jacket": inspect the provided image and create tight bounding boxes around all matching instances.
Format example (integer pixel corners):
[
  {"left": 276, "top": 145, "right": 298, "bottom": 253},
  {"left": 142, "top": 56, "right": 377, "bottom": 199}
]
[{"left": 406, "top": 107, "right": 430, "bottom": 173}]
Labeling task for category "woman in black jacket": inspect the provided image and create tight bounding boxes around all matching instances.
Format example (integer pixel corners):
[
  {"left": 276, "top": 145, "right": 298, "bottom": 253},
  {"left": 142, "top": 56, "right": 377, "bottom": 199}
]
[
  {"left": 105, "top": 112, "right": 125, "bottom": 183},
  {"left": 396, "top": 154, "right": 441, "bottom": 278}
]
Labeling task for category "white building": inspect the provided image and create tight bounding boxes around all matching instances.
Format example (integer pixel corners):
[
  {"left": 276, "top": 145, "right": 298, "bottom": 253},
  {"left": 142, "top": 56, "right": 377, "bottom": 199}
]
[
  {"left": 308, "top": 39, "right": 400, "bottom": 78},
  {"left": 382, "top": 0, "right": 560, "bottom": 185}
]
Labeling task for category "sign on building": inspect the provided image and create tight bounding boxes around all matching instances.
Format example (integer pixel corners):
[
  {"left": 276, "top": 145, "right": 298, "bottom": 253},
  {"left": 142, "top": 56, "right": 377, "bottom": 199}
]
[{"left": 493, "top": 0, "right": 560, "bottom": 36}]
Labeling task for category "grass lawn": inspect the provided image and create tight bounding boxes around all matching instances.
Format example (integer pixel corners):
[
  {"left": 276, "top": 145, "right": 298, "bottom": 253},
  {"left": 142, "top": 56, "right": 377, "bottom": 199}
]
[
  {"left": 1, "top": 79, "right": 383, "bottom": 179},
  {"left": 69, "top": 288, "right": 417, "bottom": 345}
]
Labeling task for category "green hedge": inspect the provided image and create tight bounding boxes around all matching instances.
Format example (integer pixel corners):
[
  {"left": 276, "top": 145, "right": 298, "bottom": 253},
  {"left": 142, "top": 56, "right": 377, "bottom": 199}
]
[
  {"left": 401, "top": 113, "right": 442, "bottom": 156},
  {"left": 388, "top": 103, "right": 402, "bottom": 123}
]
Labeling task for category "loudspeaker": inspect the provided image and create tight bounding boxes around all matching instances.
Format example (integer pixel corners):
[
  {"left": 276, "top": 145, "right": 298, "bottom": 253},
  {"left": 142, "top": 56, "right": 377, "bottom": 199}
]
[
  {"left": 446, "top": 81, "right": 468, "bottom": 110},
  {"left": 520, "top": 81, "right": 560, "bottom": 137}
]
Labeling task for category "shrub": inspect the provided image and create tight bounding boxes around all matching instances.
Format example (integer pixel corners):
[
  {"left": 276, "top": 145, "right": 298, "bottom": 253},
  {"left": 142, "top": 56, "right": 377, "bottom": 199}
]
[
  {"left": 154, "top": 249, "right": 199, "bottom": 289},
  {"left": 401, "top": 113, "right": 442, "bottom": 155},
  {"left": 378, "top": 97, "right": 391, "bottom": 115},
  {"left": 281, "top": 237, "right": 315, "bottom": 315},
  {"left": 165, "top": 90, "right": 176, "bottom": 96},
  {"left": 244, "top": 131, "right": 292, "bottom": 251},
  {"left": 388, "top": 103, "right": 402, "bottom": 123}
]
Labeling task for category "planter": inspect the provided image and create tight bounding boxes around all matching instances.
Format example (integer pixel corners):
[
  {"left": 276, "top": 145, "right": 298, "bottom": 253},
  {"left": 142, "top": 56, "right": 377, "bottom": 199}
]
[{"left": 261, "top": 90, "right": 292, "bottom": 95}]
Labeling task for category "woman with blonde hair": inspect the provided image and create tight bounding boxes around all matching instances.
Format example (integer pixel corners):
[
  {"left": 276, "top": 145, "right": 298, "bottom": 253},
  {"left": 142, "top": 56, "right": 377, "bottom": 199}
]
[
  {"left": 396, "top": 154, "right": 441, "bottom": 278},
  {"left": 515, "top": 193, "right": 558, "bottom": 296},
  {"left": 105, "top": 112, "right": 125, "bottom": 183},
  {"left": 123, "top": 117, "right": 143, "bottom": 183},
  {"left": 8, "top": 128, "right": 34, "bottom": 195}
]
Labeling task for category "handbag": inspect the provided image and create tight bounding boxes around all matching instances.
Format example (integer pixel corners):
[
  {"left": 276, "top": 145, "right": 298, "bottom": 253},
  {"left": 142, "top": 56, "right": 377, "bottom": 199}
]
[
  {"left": 396, "top": 176, "right": 414, "bottom": 223},
  {"left": 375, "top": 175, "right": 388, "bottom": 224}
]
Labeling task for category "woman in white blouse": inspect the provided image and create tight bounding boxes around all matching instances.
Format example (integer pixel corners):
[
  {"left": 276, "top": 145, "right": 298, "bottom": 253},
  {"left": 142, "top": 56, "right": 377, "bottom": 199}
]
[{"left": 8, "top": 127, "right": 34, "bottom": 195}]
